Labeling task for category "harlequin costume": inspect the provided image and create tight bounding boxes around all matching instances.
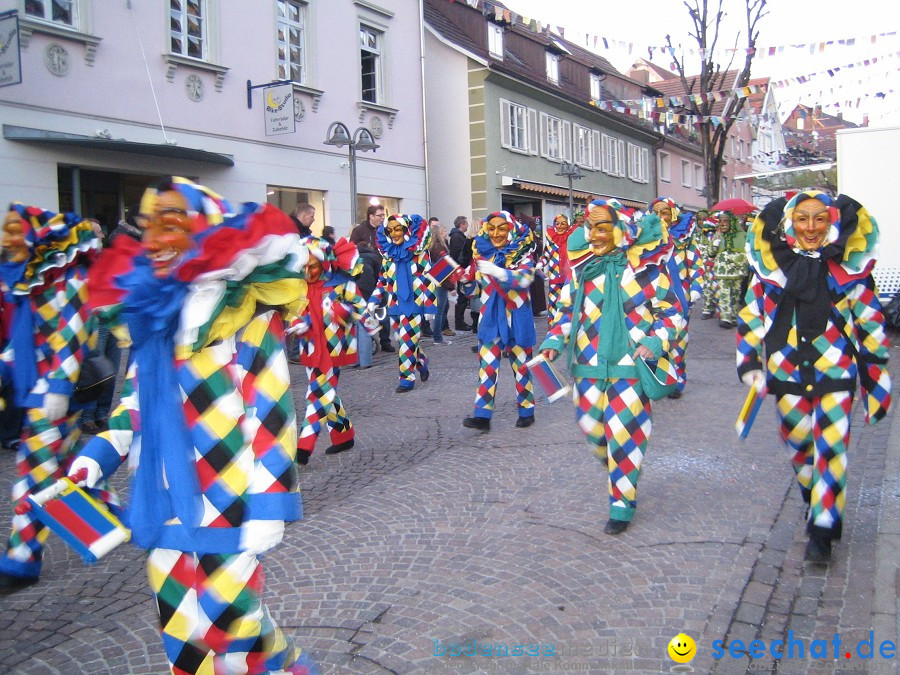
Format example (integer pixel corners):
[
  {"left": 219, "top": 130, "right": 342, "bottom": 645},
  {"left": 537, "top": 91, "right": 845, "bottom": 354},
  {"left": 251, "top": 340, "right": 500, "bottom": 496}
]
[
  {"left": 0, "top": 205, "right": 102, "bottom": 592},
  {"left": 539, "top": 200, "right": 683, "bottom": 532},
  {"left": 737, "top": 190, "right": 891, "bottom": 561},
  {"left": 538, "top": 213, "right": 577, "bottom": 324},
  {"left": 70, "top": 178, "right": 317, "bottom": 674},
  {"left": 369, "top": 214, "right": 436, "bottom": 392},
  {"left": 712, "top": 212, "right": 748, "bottom": 327},
  {"left": 649, "top": 198, "right": 704, "bottom": 397},
  {"left": 462, "top": 211, "right": 537, "bottom": 431},
  {"left": 294, "top": 236, "right": 365, "bottom": 464}
]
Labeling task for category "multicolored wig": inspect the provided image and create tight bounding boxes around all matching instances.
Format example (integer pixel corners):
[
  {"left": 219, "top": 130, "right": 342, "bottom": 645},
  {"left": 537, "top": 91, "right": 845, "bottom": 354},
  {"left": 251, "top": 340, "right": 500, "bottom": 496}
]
[
  {"left": 376, "top": 213, "right": 431, "bottom": 259},
  {"left": 567, "top": 198, "right": 671, "bottom": 272}
]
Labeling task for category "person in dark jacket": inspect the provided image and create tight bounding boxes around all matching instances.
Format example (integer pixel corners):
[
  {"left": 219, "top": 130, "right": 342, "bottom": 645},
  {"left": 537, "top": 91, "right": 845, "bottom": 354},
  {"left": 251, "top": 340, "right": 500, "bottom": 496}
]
[
  {"left": 448, "top": 215, "right": 473, "bottom": 331},
  {"left": 355, "top": 243, "right": 382, "bottom": 368}
]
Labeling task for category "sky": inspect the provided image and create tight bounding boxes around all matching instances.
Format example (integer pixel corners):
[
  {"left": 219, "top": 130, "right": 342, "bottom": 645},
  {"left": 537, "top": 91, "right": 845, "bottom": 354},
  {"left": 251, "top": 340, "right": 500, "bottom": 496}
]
[{"left": 503, "top": 0, "right": 900, "bottom": 127}]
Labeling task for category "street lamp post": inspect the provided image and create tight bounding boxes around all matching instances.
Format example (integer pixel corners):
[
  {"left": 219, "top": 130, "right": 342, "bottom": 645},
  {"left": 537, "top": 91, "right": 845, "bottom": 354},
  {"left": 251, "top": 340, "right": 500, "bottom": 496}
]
[
  {"left": 323, "top": 121, "right": 380, "bottom": 225},
  {"left": 555, "top": 161, "right": 584, "bottom": 221}
]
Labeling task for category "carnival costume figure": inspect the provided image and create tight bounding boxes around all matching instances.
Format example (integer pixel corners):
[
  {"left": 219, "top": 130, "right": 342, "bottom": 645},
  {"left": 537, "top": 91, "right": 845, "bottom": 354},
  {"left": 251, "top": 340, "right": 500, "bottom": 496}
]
[
  {"left": 0, "top": 205, "right": 102, "bottom": 593},
  {"left": 538, "top": 213, "right": 577, "bottom": 323},
  {"left": 737, "top": 190, "right": 891, "bottom": 562},
  {"left": 68, "top": 178, "right": 317, "bottom": 674},
  {"left": 712, "top": 211, "right": 748, "bottom": 327},
  {"left": 367, "top": 214, "right": 436, "bottom": 393},
  {"left": 693, "top": 210, "right": 719, "bottom": 319},
  {"left": 462, "top": 211, "right": 537, "bottom": 432},
  {"left": 649, "top": 197, "right": 704, "bottom": 397},
  {"left": 292, "top": 236, "right": 365, "bottom": 464},
  {"left": 539, "top": 200, "right": 683, "bottom": 534}
]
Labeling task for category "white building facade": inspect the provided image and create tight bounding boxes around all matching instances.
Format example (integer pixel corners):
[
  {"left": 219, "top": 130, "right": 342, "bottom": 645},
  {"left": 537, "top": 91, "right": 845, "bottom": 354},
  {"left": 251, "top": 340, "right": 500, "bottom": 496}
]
[{"left": 0, "top": 0, "right": 427, "bottom": 235}]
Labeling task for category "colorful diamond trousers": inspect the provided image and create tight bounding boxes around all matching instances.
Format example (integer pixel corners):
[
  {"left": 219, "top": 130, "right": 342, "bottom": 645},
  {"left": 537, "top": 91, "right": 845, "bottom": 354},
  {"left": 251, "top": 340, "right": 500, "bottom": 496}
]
[
  {"left": 297, "top": 367, "right": 353, "bottom": 453},
  {"left": 472, "top": 338, "right": 534, "bottom": 420},
  {"left": 573, "top": 377, "right": 652, "bottom": 523},
  {"left": 776, "top": 391, "right": 852, "bottom": 540},
  {"left": 146, "top": 547, "right": 316, "bottom": 674}
]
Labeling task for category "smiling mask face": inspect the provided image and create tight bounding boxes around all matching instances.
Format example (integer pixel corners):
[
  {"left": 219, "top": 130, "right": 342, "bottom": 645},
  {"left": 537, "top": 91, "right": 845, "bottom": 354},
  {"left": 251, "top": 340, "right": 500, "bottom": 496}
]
[
  {"left": 486, "top": 217, "right": 511, "bottom": 248},
  {"left": 587, "top": 206, "right": 616, "bottom": 257},
  {"left": 386, "top": 220, "right": 407, "bottom": 245},
  {"left": 791, "top": 198, "right": 830, "bottom": 251},
  {"left": 1, "top": 211, "right": 29, "bottom": 263},
  {"left": 142, "top": 190, "right": 195, "bottom": 275}
]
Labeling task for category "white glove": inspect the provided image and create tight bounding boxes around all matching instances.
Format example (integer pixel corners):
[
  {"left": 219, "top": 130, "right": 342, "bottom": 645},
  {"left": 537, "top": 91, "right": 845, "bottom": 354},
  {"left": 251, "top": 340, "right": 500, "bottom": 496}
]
[
  {"left": 286, "top": 317, "right": 310, "bottom": 336},
  {"left": 366, "top": 302, "right": 377, "bottom": 315},
  {"left": 741, "top": 370, "right": 765, "bottom": 388},
  {"left": 476, "top": 259, "right": 509, "bottom": 282},
  {"left": 42, "top": 393, "right": 69, "bottom": 421},
  {"left": 240, "top": 519, "right": 285, "bottom": 556},
  {"left": 68, "top": 455, "right": 103, "bottom": 489},
  {"left": 690, "top": 290, "right": 702, "bottom": 305}
]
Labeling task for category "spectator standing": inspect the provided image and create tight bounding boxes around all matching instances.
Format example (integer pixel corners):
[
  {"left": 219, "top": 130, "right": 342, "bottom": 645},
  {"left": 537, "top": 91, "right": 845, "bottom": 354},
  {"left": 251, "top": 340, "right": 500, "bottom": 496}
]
[
  {"left": 448, "top": 215, "right": 473, "bottom": 332},
  {"left": 354, "top": 241, "right": 382, "bottom": 368},
  {"left": 292, "top": 203, "right": 315, "bottom": 237},
  {"left": 351, "top": 204, "right": 394, "bottom": 352},
  {"left": 428, "top": 219, "right": 454, "bottom": 345}
]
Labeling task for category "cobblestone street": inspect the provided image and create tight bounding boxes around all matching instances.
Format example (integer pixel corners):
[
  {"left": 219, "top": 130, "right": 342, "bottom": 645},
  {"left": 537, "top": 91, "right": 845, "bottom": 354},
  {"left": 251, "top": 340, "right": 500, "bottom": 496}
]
[{"left": 0, "top": 308, "right": 897, "bottom": 674}]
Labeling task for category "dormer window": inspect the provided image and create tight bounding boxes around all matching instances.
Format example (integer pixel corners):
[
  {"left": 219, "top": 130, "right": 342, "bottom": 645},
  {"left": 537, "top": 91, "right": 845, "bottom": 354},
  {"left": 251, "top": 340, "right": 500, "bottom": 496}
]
[
  {"left": 590, "top": 72, "right": 602, "bottom": 102},
  {"left": 545, "top": 52, "right": 559, "bottom": 84},
  {"left": 488, "top": 22, "right": 503, "bottom": 59}
]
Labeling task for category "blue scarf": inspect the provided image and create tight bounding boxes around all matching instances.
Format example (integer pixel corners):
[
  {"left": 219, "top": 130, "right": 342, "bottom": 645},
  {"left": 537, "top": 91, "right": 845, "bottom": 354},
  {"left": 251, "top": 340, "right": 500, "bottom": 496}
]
[
  {"left": 378, "top": 234, "right": 417, "bottom": 312},
  {"left": 0, "top": 261, "right": 38, "bottom": 408},
  {"left": 473, "top": 234, "right": 533, "bottom": 348},
  {"left": 119, "top": 259, "right": 201, "bottom": 548},
  {"left": 665, "top": 254, "right": 689, "bottom": 314}
]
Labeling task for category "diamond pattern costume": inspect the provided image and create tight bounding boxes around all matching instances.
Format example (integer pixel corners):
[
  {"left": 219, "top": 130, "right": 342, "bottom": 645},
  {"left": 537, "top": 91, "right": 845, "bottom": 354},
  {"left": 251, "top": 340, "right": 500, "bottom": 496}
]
[
  {"left": 737, "top": 191, "right": 891, "bottom": 549},
  {"left": 294, "top": 237, "right": 364, "bottom": 460},
  {"left": 538, "top": 215, "right": 577, "bottom": 324},
  {"left": 74, "top": 179, "right": 316, "bottom": 674},
  {"left": 649, "top": 198, "right": 704, "bottom": 394},
  {"left": 0, "top": 206, "right": 102, "bottom": 583},
  {"left": 540, "top": 200, "right": 683, "bottom": 524},
  {"left": 465, "top": 212, "right": 537, "bottom": 423},
  {"left": 693, "top": 215, "right": 719, "bottom": 318},
  {"left": 369, "top": 214, "right": 435, "bottom": 391}
]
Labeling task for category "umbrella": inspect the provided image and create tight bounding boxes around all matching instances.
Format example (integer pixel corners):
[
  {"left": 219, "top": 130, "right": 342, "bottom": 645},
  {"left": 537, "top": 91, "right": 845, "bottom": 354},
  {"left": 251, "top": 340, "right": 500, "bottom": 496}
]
[{"left": 710, "top": 198, "right": 757, "bottom": 215}]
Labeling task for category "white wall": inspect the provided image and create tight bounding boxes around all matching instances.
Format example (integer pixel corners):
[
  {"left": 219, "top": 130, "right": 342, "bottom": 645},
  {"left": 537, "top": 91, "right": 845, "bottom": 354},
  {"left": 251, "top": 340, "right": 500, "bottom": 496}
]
[
  {"left": 837, "top": 125, "right": 900, "bottom": 297},
  {"left": 423, "top": 28, "right": 472, "bottom": 223}
]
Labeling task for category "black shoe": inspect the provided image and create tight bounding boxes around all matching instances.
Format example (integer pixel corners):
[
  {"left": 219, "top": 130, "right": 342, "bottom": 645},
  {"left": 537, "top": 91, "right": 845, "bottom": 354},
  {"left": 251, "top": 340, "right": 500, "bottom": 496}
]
[
  {"left": 718, "top": 320, "right": 735, "bottom": 329},
  {"left": 804, "top": 538, "right": 832, "bottom": 563},
  {"left": 463, "top": 416, "right": 490, "bottom": 431},
  {"left": 457, "top": 323, "right": 473, "bottom": 332},
  {"left": 701, "top": 312, "right": 713, "bottom": 320},
  {"left": 295, "top": 450, "right": 311, "bottom": 466},
  {"left": 0, "top": 572, "right": 39, "bottom": 595},
  {"left": 381, "top": 343, "right": 396, "bottom": 353},
  {"left": 420, "top": 362, "right": 430, "bottom": 382},
  {"left": 604, "top": 519, "right": 629, "bottom": 535},
  {"left": 325, "top": 439, "right": 355, "bottom": 455},
  {"left": 515, "top": 416, "right": 535, "bottom": 428},
  {"left": 2, "top": 439, "right": 20, "bottom": 452},
  {"left": 471, "top": 345, "right": 478, "bottom": 353},
  {"left": 667, "top": 391, "right": 682, "bottom": 400},
  {"left": 396, "top": 383, "right": 414, "bottom": 393}
]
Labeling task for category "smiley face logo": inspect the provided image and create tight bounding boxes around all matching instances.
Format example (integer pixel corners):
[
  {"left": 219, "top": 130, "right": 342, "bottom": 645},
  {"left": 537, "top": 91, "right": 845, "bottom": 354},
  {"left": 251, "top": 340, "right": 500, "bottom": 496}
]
[{"left": 667, "top": 633, "right": 696, "bottom": 663}]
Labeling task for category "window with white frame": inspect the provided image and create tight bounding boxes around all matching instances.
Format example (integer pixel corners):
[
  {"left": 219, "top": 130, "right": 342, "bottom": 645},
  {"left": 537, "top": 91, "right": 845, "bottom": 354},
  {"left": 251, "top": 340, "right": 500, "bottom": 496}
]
[
  {"left": 488, "top": 22, "right": 503, "bottom": 59},
  {"left": 276, "top": 0, "right": 306, "bottom": 83},
  {"left": 658, "top": 151, "right": 671, "bottom": 182},
  {"left": 573, "top": 124, "right": 592, "bottom": 168},
  {"left": 360, "top": 23, "right": 383, "bottom": 104},
  {"left": 24, "top": 0, "right": 76, "bottom": 26},
  {"left": 500, "top": 99, "right": 529, "bottom": 153},
  {"left": 590, "top": 72, "right": 602, "bottom": 102},
  {"left": 681, "top": 159, "right": 691, "bottom": 187},
  {"left": 627, "top": 143, "right": 649, "bottom": 183},
  {"left": 169, "top": 0, "right": 206, "bottom": 59},
  {"left": 540, "top": 112, "right": 563, "bottom": 160},
  {"left": 694, "top": 164, "right": 704, "bottom": 191},
  {"left": 722, "top": 177, "right": 728, "bottom": 198},
  {"left": 545, "top": 52, "right": 559, "bottom": 85}
]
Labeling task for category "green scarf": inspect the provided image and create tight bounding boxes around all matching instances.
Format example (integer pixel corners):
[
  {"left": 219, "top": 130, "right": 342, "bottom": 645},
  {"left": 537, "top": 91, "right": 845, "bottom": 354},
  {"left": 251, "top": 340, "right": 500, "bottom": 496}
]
[{"left": 567, "top": 251, "right": 628, "bottom": 375}]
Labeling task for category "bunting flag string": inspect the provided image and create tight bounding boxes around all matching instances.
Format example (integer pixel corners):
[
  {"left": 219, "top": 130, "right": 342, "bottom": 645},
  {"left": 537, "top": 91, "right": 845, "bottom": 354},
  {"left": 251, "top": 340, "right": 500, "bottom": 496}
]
[{"left": 457, "top": 0, "right": 899, "bottom": 63}]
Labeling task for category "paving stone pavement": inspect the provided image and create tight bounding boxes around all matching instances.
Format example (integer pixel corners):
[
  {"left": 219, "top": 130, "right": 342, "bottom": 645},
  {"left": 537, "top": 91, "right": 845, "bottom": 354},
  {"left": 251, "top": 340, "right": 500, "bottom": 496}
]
[{"left": 0, "top": 306, "right": 897, "bottom": 674}]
